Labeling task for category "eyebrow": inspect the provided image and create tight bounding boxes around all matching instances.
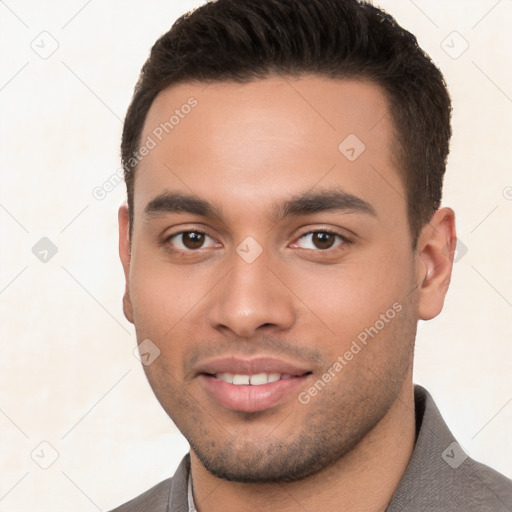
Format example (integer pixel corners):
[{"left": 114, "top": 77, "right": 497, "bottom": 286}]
[
  {"left": 144, "top": 191, "right": 221, "bottom": 219},
  {"left": 271, "top": 188, "right": 377, "bottom": 222},
  {"left": 143, "top": 188, "right": 376, "bottom": 222}
]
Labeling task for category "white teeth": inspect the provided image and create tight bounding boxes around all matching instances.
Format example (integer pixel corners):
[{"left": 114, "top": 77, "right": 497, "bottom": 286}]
[
  {"left": 232, "top": 374, "right": 250, "bottom": 385},
  {"left": 281, "top": 374, "right": 293, "bottom": 380},
  {"left": 215, "top": 372, "right": 286, "bottom": 385},
  {"left": 249, "top": 373, "right": 268, "bottom": 385}
]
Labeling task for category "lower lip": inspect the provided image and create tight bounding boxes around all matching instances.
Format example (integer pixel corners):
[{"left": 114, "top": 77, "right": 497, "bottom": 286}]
[{"left": 198, "top": 374, "right": 310, "bottom": 412}]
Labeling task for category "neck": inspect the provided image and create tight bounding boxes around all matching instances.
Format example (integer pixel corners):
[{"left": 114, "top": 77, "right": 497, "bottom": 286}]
[{"left": 190, "top": 379, "right": 416, "bottom": 512}]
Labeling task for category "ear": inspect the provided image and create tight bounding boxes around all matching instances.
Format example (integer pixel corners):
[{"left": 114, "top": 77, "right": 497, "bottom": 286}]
[
  {"left": 118, "top": 204, "right": 134, "bottom": 324},
  {"left": 415, "top": 207, "right": 457, "bottom": 321}
]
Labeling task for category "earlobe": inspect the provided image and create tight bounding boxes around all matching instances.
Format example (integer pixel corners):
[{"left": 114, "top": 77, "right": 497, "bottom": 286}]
[
  {"left": 122, "top": 283, "right": 134, "bottom": 324},
  {"left": 118, "top": 204, "right": 134, "bottom": 324},
  {"left": 416, "top": 207, "right": 457, "bottom": 321}
]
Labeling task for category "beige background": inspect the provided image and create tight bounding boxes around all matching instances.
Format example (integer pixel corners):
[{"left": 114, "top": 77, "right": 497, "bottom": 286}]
[{"left": 0, "top": 0, "right": 511, "bottom": 510}]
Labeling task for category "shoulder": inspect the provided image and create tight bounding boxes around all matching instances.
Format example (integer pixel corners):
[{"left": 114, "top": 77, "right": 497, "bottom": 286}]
[
  {"left": 108, "top": 478, "right": 173, "bottom": 512},
  {"left": 412, "top": 452, "right": 512, "bottom": 511},
  {"left": 455, "top": 457, "right": 512, "bottom": 511},
  {"left": 388, "top": 386, "right": 512, "bottom": 511},
  {"left": 108, "top": 454, "right": 191, "bottom": 512}
]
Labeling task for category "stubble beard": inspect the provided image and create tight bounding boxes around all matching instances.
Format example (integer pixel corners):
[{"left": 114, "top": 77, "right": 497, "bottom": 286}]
[{"left": 182, "top": 298, "right": 418, "bottom": 484}]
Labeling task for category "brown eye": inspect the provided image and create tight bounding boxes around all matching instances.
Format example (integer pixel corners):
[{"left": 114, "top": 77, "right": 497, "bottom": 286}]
[
  {"left": 311, "top": 232, "right": 336, "bottom": 249},
  {"left": 295, "top": 231, "right": 346, "bottom": 250},
  {"left": 168, "top": 231, "right": 218, "bottom": 251},
  {"left": 181, "top": 232, "right": 205, "bottom": 249}
]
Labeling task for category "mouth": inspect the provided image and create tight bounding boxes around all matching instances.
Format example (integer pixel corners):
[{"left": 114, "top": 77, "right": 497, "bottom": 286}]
[
  {"left": 195, "top": 357, "right": 313, "bottom": 412},
  {"left": 210, "top": 372, "right": 304, "bottom": 385}
]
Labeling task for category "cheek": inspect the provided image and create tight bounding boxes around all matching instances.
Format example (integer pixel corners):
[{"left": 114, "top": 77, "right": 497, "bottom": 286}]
[
  {"left": 129, "top": 247, "right": 201, "bottom": 324},
  {"left": 128, "top": 251, "right": 220, "bottom": 372},
  {"left": 287, "top": 246, "right": 415, "bottom": 344}
]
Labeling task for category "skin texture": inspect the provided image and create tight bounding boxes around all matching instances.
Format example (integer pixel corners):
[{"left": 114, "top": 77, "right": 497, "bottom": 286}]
[{"left": 119, "top": 76, "right": 456, "bottom": 511}]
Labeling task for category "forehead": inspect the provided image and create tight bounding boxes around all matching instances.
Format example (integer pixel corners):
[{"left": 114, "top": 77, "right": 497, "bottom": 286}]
[{"left": 134, "top": 76, "right": 405, "bottom": 222}]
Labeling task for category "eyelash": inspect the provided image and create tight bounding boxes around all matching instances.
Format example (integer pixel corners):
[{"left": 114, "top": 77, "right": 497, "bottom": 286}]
[
  {"left": 163, "top": 230, "right": 220, "bottom": 252},
  {"left": 163, "top": 228, "right": 350, "bottom": 252},
  {"left": 292, "top": 229, "right": 349, "bottom": 251}
]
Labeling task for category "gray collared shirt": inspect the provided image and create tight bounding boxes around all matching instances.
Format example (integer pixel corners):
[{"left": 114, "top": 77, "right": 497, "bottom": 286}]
[{"left": 111, "top": 385, "right": 512, "bottom": 511}]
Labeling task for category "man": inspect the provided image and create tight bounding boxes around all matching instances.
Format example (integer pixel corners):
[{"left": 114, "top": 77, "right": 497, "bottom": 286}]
[{"left": 113, "top": 0, "right": 512, "bottom": 510}]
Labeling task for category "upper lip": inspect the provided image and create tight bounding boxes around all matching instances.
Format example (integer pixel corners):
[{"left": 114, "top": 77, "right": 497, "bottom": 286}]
[{"left": 195, "top": 356, "right": 312, "bottom": 377}]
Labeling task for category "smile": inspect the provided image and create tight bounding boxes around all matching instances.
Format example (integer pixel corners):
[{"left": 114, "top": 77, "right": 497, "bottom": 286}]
[
  {"left": 213, "top": 372, "right": 296, "bottom": 385},
  {"left": 199, "top": 372, "right": 312, "bottom": 413}
]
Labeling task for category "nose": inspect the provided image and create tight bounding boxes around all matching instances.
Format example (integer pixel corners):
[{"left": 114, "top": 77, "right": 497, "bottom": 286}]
[{"left": 206, "top": 252, "right": 296, "bottom": 339}]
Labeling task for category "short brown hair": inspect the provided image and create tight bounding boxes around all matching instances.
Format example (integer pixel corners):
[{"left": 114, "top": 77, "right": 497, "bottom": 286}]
[{"left": 121, "top": 0, "right": 452, "bottom": 246}]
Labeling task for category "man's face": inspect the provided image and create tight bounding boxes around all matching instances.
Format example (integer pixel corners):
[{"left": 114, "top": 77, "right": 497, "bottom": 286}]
[{"left": 119, "top": 76, "right": 425, "bottom": 482}]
